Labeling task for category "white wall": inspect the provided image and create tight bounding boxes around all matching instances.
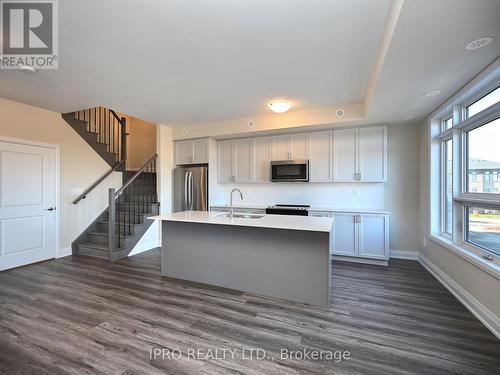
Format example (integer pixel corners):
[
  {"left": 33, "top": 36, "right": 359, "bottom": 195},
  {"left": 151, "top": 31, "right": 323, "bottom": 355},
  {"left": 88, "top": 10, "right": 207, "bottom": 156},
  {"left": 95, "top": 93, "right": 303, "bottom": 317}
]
[
  {"left": 210, "top": 123, "right": 421, "bottom": 252},
  {"left": 0, "top": 98, "right": 122, "bottom": 257}
]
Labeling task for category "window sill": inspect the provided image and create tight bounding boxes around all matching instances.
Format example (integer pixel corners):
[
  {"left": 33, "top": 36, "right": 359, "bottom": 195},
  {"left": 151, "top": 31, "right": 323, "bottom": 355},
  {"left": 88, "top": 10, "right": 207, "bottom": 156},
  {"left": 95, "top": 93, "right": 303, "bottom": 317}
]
[{"left": 429, "top": 235, "right": 500, "bottom": 281}]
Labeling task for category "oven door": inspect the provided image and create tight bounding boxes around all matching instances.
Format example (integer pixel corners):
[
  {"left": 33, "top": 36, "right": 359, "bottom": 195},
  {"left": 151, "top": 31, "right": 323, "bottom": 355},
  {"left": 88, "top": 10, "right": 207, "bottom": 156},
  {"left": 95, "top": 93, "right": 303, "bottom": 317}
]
[{"left": 271, "top": 160, "right": 309, "bottom": 182}]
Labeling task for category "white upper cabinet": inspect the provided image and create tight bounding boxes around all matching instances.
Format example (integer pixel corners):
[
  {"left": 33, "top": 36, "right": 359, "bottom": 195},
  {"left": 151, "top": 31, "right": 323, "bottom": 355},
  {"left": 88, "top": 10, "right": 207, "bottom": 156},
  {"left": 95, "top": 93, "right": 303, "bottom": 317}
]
[
  {"left": 359, "top": 126, "right": 387, "bottom": 182},
  {"left": 216, "top": 125, "right": 386, "bottom": 184},
  {"left": 217, "top": 140, "right": 233, "bottom": 183},
  {"left": 358, "top": 214, "right": 389, "bottom": 259},
  {"left": 218, "top": 137, "right": 270, "bottom": 184},
  {"left": 271, "top": 135, "right": 289, "bottom": 160},
  {"left": 289, "top": 133, "right": 308, "bottom": 160},
  {"left": 233, "top": 139, "right": 253, "bottom": 183},
  {"left": 175, "top": 141, "right": 192, "bottom": 165},
  {"left": 332, "top": 126, "right": 387, "bottom": 182},
  {"left": 192, "top": 139, "right": 208, "bottom": 163},
  {"left": 308, "top": 131, "right": 332, "bottom": 182},
  {"left": 175, "top": 139, "right": 208, "bottom": 165},
  {"left": 253, "top": 137, "right": 271, "bottom": 183},
  {"left": 271, "top": 133, "right": 308, "bottom": 160},
  {"left": 332, "top": 129, "right": 358, "bottom": 181}
]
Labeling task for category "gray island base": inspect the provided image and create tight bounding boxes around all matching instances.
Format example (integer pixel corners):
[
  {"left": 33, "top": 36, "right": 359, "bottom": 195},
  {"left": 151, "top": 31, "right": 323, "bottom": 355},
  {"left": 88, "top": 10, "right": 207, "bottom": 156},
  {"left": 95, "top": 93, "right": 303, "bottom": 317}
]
[{"left": 154, "top": 211, "right": 333, "bottom": 306}]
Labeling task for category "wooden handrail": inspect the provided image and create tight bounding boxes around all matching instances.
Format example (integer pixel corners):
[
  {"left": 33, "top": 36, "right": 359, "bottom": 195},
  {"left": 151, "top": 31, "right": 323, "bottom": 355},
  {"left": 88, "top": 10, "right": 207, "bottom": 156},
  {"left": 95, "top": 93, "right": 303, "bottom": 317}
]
[
  {"left": 109, "top": 109, "right": 125, "bottom": 126},
  {"left": 115, "top": 154, "right": 158, "bottom": 197},
  {"left": 73, "top": 160, "right": 125, "bottom": 204}
]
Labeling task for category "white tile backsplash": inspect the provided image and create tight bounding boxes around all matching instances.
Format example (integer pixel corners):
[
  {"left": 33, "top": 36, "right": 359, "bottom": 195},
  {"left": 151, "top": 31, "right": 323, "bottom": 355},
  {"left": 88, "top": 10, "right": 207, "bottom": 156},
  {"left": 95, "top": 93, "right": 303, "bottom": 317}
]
[{"left": 211, "top": 183, "right": 385, "bottom": 209}]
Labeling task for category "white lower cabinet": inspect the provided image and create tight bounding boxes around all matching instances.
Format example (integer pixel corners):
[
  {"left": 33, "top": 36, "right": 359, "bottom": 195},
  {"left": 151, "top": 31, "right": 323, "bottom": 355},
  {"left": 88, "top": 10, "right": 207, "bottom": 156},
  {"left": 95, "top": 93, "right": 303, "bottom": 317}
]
[
  {"left": 332, "top": 213, "right": 358, "bottom": 257},
  {"left": 332, "top": 212, "right": 389, "bottom": 260},
  {"left": 358, "top": 214, "right": 389, "bottom": 259}
]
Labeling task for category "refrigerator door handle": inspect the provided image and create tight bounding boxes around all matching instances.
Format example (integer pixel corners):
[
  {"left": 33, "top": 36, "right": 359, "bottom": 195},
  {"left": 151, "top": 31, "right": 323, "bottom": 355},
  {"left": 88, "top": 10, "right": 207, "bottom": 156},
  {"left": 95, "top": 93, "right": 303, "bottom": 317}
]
[
  {"left": 184, "top": 171, "right": 189, "bottom": 210},
  {"left": 188, "top": 171, "right": 193, "bottom": 210}
]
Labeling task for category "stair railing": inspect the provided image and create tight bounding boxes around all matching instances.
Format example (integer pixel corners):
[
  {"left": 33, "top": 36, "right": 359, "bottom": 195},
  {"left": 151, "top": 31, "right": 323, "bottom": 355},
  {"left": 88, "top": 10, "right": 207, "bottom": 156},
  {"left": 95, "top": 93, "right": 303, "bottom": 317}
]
[
  {"left": 108, "top": 154, "right": 158, "bottom": 255},
  {"left": 75, "top": 107, "right": 127, "bottom": 162},
  {"left": 72, "top": 107, "right": 128, "bottom": 203},
  {"left": 73, "top": 160, "right": 125, "bottom": 204}
]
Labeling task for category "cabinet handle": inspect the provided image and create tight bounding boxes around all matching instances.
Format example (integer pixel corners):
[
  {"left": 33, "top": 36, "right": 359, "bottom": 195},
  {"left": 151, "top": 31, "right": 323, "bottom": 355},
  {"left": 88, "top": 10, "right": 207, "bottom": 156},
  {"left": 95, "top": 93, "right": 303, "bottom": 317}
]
[{"left": 354, "top": 173, "right": 361, "bottom": 180}]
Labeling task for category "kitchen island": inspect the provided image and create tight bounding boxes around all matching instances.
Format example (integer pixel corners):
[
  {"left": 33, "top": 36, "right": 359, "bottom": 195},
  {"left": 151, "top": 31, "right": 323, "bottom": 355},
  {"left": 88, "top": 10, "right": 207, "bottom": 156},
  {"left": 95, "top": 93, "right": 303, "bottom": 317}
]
[{"left": 151, "top": 211, "right": 333, "bottom": 306}]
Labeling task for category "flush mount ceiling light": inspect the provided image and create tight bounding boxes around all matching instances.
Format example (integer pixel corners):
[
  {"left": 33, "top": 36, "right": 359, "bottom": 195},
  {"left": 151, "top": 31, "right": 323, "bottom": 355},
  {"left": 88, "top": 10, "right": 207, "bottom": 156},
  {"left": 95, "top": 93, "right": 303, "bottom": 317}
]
[
  {"left": 20, "top": 65, "right": 36, "bottom": 74},
  {"left": 268, "top": 100, "right": 293, "bottom": 113},
  {"left": 424, "top": 90, "right": 441, "bottom": 97},
  {"left": 465, "top": 37, "right": 493, "bottom": 50}
]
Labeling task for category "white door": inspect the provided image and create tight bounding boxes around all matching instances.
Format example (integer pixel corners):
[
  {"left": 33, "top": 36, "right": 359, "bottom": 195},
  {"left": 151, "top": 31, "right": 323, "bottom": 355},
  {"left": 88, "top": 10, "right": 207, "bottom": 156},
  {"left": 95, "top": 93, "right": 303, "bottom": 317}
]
[
  {"left": 0, "top": 141, "right": 57, "bottom": 271},
  {"left": 233, "top": 139, "right": 253, "bottom": 183},
  {"left": 289, "top": 133, "right": 308, "bottom": 159},
  {"left": 217, "top": 140, "right": 233, "bottom": 183},
  {"left": 175, "top": 141, "right": 192, "bottom": 164},
  {"left": 253, "top": 137, "right": 271, "bottom": 182},
  {"left": 358, "top": 214, "right": 388, "bottom": 259},
  {"left": 333, "top": 129, "right": 357, "bottom": 181},
  {"left": 308, "top": 131, "right": 332, "bottom": 182},
  {"left": 359, "top": 127, "right": 386, "bottom": 182},
  {"left": 272, "top": 135, "right": 289, "bottom": 160},
  {"left": 192, "top": 140, "right": 208, "bottom": 163},
  {"left": 332, "top": 213, "right": 358, "bottom": 256}
]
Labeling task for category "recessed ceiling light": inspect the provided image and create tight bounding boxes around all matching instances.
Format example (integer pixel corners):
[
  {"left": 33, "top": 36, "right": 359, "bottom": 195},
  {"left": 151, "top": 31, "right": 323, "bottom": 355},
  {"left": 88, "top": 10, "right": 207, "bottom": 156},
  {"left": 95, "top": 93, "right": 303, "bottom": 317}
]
[
  {"left": 20, "top": 65, "right": 36, "bottom": 74},
  {"left": 268, "top": 100, "right": 293, "bottom": 113},
  {"left": 465, "top": 37, "right": 493, "bottom": 50},
  {"left": 424, "top": 90, "right": 441, "bottom": 97}
]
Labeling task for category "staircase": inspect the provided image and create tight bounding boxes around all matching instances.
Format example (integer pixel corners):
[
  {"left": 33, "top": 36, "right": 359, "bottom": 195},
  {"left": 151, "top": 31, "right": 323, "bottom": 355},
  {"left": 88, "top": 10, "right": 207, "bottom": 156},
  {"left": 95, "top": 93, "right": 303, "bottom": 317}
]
[{"left": 62, "top": 107, "right": 159, "bottom": 261}]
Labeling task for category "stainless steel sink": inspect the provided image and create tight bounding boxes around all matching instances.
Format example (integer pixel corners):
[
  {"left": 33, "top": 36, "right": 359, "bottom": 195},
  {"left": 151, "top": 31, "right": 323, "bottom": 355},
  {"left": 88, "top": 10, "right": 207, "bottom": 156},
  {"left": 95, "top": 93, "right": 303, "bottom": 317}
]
[{"left": 217, "top": 213, "right": 265, "bottom": 219}]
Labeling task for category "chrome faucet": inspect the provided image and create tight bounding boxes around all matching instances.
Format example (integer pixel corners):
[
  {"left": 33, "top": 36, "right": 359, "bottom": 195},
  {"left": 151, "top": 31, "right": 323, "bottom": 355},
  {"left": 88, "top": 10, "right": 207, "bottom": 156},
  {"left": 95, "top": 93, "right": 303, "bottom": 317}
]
[{"left": 230, "top": 188, "right": 243, "bottom": 219}]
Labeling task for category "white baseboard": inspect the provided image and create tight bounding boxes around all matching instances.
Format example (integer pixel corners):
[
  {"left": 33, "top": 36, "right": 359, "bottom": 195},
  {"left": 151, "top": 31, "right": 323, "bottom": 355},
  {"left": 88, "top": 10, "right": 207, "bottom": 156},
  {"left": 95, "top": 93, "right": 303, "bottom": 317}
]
[
  {"left": 128, "top": 240, "right": 160, "bottom": 257},
  {"left": 418, "top": 253, "right": 500, "bottom": 340},
  {"left": 390, "top": 250, "right": 418, "bottom": 260},
  {"left": 56, "top": 246, "right": 72, "bottom": 258},
  {"left": 332, "top": 255, "right": 388, "bottom": 266}
]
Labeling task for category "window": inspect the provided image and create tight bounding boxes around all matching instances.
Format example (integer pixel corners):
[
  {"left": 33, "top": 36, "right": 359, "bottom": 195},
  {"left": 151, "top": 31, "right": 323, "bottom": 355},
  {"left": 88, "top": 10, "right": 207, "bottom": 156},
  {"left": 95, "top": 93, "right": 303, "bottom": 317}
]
[
  {"left": 466, "top": 207, "right": 500, "bottom": 256},
  {"left": 466, "top": 86, "right": 500, "bottom": 118},
  {"left": 432, "top": 80, "right": 500, "bottom": 263},
  {"left": 466, "top": 118, "right": 500, "bottom": 194},
  {"left": 442, "top": 117, "right": 453, "bottom": 131},
  {"left": 443, "top": 139, "right": 453, "bottom": 234}
]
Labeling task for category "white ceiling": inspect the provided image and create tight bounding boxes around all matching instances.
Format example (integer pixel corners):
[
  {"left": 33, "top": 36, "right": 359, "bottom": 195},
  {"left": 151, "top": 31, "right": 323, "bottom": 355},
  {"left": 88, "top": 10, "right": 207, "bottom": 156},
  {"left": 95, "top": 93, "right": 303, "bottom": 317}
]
[
  {"left": 367, "top": 0, "right": 500, "bottom": 123},
  {"left": 0, "top": 0, "right": 499, "bottom": 126}
]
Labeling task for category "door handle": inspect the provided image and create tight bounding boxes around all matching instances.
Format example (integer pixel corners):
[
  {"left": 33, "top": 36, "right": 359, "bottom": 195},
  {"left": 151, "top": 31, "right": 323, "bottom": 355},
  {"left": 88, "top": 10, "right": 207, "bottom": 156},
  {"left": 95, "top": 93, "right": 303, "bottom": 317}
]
[
  {"left": 188, "top": 171, "right": 193, "bottom": 210},
  {"left": 46, "top": 207, "right": 56, "bottom": 211},
  {"left": 184, "top": 172, "right": 189, "bottom": 210}
]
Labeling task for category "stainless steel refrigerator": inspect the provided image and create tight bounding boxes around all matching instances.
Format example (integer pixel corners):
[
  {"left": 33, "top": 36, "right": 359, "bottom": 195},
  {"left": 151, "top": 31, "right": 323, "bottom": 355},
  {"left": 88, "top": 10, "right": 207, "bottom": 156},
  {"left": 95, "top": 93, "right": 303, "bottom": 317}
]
[{"left": 173, "top": 165, "right": 208, "bottom": 212}]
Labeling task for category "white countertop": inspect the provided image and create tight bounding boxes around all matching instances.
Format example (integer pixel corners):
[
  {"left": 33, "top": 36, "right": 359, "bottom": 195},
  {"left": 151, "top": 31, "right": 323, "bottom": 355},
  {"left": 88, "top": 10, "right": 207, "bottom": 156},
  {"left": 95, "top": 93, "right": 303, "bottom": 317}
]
[
  {"left": 150, "top": 211, "right": 333, "bottom": 233},
  {"left": 309, "top": 207, "right": 391, "bottom": 214},
  {"left": 210, "top": 204, "right": 390, "bottom": 215}
]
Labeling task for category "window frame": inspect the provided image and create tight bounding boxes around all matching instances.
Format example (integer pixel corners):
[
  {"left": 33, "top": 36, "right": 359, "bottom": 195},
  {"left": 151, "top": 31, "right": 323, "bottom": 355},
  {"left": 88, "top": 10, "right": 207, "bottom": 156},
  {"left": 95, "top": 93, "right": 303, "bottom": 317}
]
[{"left": 431, "top": 78, "right": 500, "bottom": 269}]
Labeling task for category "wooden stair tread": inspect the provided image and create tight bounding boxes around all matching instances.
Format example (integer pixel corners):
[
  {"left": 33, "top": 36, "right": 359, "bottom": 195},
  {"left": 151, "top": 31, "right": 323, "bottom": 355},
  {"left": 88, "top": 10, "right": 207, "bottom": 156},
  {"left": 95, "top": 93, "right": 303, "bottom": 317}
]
[
  {"left": 87, "top": 231, "right": 134, "bottom": 239},
  {"left": 77, "top": 242, "right": 125, "bottom": 252}
]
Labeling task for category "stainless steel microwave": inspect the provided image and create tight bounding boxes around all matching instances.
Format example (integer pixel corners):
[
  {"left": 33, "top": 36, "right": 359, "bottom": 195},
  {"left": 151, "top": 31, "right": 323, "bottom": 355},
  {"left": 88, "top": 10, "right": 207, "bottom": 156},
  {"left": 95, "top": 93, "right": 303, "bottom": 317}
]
[{"left": 271, "top": 160, "right": 309, "bottom": 182}]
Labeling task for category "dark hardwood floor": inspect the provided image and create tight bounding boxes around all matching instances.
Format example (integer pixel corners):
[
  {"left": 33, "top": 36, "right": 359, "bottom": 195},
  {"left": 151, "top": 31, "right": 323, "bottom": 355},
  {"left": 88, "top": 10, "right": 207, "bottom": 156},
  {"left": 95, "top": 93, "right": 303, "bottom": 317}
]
[{"left": 0, "top": 249, "right": 498, "bottom": 375}]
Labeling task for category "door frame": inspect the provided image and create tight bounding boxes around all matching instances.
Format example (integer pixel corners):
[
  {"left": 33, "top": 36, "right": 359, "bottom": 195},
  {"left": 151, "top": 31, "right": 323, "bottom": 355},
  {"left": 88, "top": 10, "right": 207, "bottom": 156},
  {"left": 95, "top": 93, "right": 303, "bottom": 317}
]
[{"left": 0, "top": 136, "right": 61, "bottom": 260}]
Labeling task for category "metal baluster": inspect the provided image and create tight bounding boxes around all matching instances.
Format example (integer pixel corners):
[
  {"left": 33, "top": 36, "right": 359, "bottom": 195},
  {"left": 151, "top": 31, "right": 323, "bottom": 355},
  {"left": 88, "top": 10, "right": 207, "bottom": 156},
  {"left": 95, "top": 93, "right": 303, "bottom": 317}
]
[{"left": 108, "top": 188, "right": 116, "bottom": 258}]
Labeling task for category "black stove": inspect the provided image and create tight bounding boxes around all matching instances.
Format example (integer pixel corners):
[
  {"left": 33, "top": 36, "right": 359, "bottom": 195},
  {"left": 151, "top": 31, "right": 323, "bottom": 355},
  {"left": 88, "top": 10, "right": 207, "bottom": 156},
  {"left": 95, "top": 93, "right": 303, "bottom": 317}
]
[{"left": 266, "top": 204, "right": 310, "bottom": 216}]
